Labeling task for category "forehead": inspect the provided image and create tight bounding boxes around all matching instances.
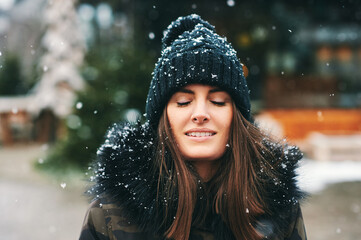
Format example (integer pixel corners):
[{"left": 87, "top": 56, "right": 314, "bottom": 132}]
[{"left": 179, "top": 84, "right": 225, "bottom": 93}]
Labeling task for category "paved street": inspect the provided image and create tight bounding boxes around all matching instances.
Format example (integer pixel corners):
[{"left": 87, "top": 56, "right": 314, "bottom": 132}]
[
  {"left": 0, "top": 144, "right": 89, "bottom": 240},
  {"left": 303, "top": 181, "right": 361, "bottom": 240}
]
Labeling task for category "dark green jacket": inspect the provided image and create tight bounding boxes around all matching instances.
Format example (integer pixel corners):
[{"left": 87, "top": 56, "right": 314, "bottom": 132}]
[
  {"left": 79, "top": 122, "right": 307, "bottom": 240},
  {"left": 80, "top": 199, "right": 306, "bottom": 240}
]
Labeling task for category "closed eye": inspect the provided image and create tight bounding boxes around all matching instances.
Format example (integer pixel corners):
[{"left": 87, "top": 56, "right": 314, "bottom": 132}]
[
  {"left": 177, "top": 101, "right": 191, "bottom": 107},
  {"left": 211, "top": 101, "right": 226, "bottom": 106}
]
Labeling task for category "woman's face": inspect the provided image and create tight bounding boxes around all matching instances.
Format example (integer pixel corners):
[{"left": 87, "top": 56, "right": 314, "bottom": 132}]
[{"left": 167, "top": 84, "right": 233, "bottom": 162}]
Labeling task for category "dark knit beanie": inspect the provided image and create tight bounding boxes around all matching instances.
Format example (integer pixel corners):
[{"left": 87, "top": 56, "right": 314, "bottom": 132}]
[{"left": 145, "top": 14, "right": 251, "bottom": 129}]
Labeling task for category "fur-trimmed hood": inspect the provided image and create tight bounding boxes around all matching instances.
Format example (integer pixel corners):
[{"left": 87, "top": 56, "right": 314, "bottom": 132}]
[{"left": 89, "top": 122, "right": 305, "bottom": 240}]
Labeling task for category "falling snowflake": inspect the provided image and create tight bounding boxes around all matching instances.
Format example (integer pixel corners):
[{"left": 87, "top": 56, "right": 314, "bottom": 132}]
[
  {"left": 227, "top": 0, "right": 235, "bottom": 7},
  {"left": 76, "top": 102, "right": 83, "bottom": 109},
  {"left": 149, "top": 32, "right": 155, "bottom": 40}
]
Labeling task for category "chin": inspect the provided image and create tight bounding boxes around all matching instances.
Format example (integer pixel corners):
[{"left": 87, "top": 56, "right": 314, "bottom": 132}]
[{"left": 182, "top": 148, "right": 225, "bottom": 161}]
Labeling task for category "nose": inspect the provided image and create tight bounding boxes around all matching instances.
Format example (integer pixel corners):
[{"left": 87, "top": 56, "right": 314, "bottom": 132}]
[{"left": 191, "top": 102, "right": 210, "bottom": 124}]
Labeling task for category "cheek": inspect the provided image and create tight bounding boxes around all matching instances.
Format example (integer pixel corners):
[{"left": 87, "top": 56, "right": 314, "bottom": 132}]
[
  {"left": 167, "top": 106, "right": 187, "bottom": 136},
  {"left": 166, "top": 105, "right": 177, "bottom": 125},
  {"left": 220, "top": 115, "right": 232, "bottom": 147},
  {"left": 220, "top": 108, "right": 233, "bottom": 135}
]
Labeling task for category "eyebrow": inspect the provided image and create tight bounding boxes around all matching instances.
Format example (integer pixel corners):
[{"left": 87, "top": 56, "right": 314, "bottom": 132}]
[
  {"left": 177, "top": 87, "right": 224, "bottom": 94},
  {"left": 209, "top": 88, "right": 224, "bottom": 93},
  {"left": 177, "top": 88, "right": 194, "bottom": 94}
]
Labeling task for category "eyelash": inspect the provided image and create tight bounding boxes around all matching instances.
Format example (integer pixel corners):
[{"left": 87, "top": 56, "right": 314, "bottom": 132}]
[
  {"left": 211, "top": 101, "right": 226, "bottom": 106},
  {"left": 176, "top": 101, "right": 226, "bottom": 107},
  {"left": 177, "top": 102, "right": 191, "bottom": 107}
]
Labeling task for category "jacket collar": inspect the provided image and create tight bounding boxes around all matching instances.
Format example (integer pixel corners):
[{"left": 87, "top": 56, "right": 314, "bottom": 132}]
[{"left": 90, "top": 122, "right": 305, "bottom": 239}]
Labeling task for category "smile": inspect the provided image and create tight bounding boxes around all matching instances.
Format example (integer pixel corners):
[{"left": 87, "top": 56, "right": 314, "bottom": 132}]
[{"left": 185, "top": 132, "right": 216, "bottom": 137}]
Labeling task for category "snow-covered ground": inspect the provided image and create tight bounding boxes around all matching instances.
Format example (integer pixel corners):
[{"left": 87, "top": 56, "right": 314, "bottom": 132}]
[{"left": 297, "top": 159, "right": 361, "bottom": 193}]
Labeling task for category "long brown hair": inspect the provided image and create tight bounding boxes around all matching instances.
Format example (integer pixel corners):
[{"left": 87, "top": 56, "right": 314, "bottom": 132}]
[{"left": 155, "top": 102, "right": 275, "bottom": 240}]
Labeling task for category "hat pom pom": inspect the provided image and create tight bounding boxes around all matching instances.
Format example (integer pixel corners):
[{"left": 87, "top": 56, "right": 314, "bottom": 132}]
[{"left": 162, "top": 14, "right": 215, "bottom": 49}]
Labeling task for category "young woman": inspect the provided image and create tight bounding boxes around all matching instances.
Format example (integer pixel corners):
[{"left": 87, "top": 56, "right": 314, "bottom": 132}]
[{"left": 79, "top": 14, "right": 307, "bottom": 240}]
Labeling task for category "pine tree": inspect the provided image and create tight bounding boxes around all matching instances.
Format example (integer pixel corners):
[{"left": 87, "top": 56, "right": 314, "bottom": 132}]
[
  {"left": 33, "top": 0, "right": 85, "bottom": 117},
  {"left": 0, "top": 55, "right": 24, "bottom": 95},
  {"left": 42, "top": 45, "right": 153, "bottom": 170}
]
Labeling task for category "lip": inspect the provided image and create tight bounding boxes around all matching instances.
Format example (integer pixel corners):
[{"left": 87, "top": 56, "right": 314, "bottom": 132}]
[{"left": 185, "top": 128, "right": 216, "bottom": 141}]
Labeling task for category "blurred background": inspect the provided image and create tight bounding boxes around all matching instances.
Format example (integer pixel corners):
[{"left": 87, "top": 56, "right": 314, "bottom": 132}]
[{"left": 0, "top": 0, "right": 360, "bottom": 239}]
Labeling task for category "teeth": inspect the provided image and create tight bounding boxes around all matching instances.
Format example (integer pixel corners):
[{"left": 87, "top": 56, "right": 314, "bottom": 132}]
[{"left": 187, "top": 132, "right": 214, "bottom": 137}]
